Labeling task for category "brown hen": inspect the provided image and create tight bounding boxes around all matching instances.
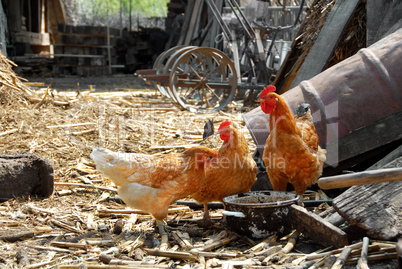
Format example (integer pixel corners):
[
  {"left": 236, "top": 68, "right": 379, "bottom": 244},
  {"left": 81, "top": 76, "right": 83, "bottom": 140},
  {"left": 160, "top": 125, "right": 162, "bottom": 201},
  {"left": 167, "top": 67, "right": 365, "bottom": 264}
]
[
  {"left": 191, "top": 120, "right": 257, "bottom": 225},
  {"left": 258, "top": 85, "right": 326, "bottom": 195}
]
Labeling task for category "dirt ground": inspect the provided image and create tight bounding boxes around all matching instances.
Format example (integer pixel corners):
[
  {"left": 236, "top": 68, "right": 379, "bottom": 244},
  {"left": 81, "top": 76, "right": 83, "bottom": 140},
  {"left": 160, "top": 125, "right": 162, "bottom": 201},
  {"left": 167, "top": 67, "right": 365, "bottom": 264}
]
[{"left": 0, "top": 73, "right": 399, "bottom": 269}]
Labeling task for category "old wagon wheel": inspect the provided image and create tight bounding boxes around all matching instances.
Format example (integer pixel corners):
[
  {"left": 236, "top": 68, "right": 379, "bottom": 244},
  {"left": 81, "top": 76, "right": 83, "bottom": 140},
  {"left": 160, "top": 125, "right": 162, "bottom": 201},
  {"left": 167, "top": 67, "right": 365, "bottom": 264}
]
[
  {"left": 152, "top": 46, "right": 196, "bottom": 98},
  {"left": 161, "top": 46, "right": 198, "bottom": 102},
  {"left": 168, "top": 47, "right": 237, "bottom": 113},
  {"left": 153, "top": 45, "right": 188, "bottom": 72}
]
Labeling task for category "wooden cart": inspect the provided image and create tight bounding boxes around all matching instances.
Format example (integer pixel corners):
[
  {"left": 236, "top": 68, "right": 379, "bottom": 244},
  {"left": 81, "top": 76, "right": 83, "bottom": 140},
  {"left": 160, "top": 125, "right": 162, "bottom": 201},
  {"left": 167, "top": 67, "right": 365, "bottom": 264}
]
[{"left": 136, "top": 0, "right": 305, "bottom": 113}]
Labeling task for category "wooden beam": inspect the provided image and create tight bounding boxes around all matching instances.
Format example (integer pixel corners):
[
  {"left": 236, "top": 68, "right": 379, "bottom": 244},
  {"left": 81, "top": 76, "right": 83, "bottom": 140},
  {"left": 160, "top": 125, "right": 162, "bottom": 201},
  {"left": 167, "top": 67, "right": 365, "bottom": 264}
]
[
  {"left": 291, "top": 0, "right": 361, "bottom": 89},
  {"left": 367, "top": 144, "right": 402, "bottom": 171},
  {"left": 289, "top": 204, "right": 348, "bottom": 248},
  {"left": 327, "top": 111, "right": 402, "bottom": 166}
]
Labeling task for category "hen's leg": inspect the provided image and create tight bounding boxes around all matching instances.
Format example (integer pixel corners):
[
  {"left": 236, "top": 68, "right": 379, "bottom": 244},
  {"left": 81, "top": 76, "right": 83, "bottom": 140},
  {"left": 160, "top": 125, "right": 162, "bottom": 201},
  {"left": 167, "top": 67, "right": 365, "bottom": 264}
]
[
  {"left": 156, "top": 219, "right": 169, "bottom": 250},
  {"left": 203, "top": 203, "right": 211, "bottom": 222},
  {"left": 197, "top": 203, "right": 212, "bottom": 227}
]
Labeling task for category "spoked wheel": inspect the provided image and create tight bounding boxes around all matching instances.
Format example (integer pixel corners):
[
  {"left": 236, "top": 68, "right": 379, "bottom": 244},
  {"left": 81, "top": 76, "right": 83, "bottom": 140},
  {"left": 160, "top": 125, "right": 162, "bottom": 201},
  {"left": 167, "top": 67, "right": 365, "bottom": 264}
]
[
  {"left": 152, "top": 46, "right": 196, "bottom": 98},
  {"left": 162, "top": 46, "right": 198, "bottom": 102},
  {"left": 168, "top": 47, "right": 237, "bottom": 113}
]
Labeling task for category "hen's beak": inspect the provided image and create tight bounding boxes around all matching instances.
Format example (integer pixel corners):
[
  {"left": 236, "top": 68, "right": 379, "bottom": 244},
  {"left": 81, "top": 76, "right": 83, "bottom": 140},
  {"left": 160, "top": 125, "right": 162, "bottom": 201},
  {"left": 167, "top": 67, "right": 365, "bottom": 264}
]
[
  {"left": 257, "top": 98, "right": 264, "bottom": 103},
  {"left": 216, "top": 128, "right": 223, "bottom": 134}
]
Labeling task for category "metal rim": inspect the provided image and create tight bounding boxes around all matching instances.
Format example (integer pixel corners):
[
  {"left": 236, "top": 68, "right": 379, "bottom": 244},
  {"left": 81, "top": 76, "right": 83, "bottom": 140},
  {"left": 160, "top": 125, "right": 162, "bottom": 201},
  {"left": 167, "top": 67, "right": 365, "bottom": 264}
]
[
  {"left": 222, "top": 191, "right": 300, "bottom": 208},
  {"left": 168, "top": 47, "right": 238, "bottom": 113},
  {"left": 152, "top": 46, "right": 193, "bottom": 98}
]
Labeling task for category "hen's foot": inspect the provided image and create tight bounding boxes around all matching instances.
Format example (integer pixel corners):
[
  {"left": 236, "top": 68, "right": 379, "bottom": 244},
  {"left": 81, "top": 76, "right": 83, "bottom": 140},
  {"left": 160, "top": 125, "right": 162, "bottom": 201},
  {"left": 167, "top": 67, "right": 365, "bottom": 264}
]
[
  {"left": 156, "top": 220, "right": 169, "bottom": 250},
  {"left": 197, "top": 217, "right": 213, "bottom": 228}
]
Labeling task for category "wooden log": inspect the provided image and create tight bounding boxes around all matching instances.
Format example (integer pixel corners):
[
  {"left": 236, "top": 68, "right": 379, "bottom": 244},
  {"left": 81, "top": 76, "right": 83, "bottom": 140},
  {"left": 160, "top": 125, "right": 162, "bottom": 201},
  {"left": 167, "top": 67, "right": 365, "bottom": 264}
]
[
  {"left": 172, "top": 231, "right": 192, "bottom": 250},
  {"left": 292, "top": 242, "right": 363, "bottom": 265},
  {"left": 58, "top": 265, "right": 171, "bottom": 269},
  {"left": 289, "top": 204, "right": 348, "bottom": 248},
  {"left": 318, "top": 167, "right": 402, "bottom": 189},
  {"left": 192, "top": 234, "right": 238, "bottom": 252},
  {"left": 20, "top": 243, "right": 72, "bottom": 253},
  {"left": 50, "top": 241, "right": 87, "bottom": 250},
  {"left": 50, "top": 219, "right": 83, "bottom": 234},
  {"left": 322, "top": 255, "right": 337, "bottom": 269},
  {"left": 244, "top": 234, "right": 277, "bottom": 254}
]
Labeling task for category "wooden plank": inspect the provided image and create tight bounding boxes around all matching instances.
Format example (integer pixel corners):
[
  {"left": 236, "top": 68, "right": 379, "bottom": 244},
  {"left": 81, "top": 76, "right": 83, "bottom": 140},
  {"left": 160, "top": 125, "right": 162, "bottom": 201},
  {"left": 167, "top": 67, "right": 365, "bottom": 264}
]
[
  {"left": 367, "top": 144, "right": 402, "bottom": 171},
  {"left": 289, "top": 204, "right": 348, "bottom": 248},
  {"left": 333, "top": 180, "right": 402, "bottom": 241},
  {"left": 326, "top": 111, "right": 402, "bottom": 167},
  {"left": 290, "top": 0, "right": 360, "bottom": 89},
  {"left": 367, "top": 0, "right": 402, "bottom": 46}
]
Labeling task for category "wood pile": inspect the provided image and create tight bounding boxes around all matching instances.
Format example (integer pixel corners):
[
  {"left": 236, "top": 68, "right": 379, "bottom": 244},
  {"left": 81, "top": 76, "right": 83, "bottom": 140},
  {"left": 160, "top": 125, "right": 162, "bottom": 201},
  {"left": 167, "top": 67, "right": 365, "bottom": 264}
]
[{"left": 53, "top": 25, "right": 121, "bottom": 76}]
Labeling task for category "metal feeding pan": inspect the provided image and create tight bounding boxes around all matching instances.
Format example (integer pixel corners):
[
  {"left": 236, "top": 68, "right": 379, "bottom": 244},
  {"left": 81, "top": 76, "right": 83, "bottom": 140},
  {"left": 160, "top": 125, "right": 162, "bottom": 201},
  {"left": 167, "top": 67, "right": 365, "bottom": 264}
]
[{"left": 222, "top": 191, "right": 300, "bottom": 239}]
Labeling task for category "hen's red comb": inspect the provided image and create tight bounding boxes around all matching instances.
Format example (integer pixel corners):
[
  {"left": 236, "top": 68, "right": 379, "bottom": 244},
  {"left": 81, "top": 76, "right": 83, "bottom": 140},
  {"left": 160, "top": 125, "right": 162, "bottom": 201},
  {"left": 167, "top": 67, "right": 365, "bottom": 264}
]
[
  {"left": 218, "top": 120, "right": 232, "bottom": 130},
  {"left": 259, "top": 85, "right": 276, "bottom": 98}
]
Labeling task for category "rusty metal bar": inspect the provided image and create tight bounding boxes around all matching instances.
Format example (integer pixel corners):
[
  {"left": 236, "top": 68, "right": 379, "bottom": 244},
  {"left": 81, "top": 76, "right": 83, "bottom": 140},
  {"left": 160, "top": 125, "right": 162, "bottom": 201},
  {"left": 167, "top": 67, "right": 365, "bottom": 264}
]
[{"left": 175, "top": 81, "right": 233, "bottom": 90}]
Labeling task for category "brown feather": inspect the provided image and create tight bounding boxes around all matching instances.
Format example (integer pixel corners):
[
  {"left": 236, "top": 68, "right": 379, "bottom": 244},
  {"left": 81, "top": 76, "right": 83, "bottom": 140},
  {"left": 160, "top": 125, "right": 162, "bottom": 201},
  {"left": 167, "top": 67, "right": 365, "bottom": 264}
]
[
  {"left": 191, "top": 124, "right": 257, "bottom": 204},
  {"left": 261, "top": 93, "right": 326, "bottom": 195}
]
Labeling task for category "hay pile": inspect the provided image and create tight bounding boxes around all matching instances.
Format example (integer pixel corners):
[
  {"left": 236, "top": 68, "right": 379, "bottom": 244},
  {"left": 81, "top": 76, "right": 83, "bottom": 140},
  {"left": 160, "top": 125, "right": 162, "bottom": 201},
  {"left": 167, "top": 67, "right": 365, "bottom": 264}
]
[{"left": 0, "top": 49, "right": 262, "bottom": 268}]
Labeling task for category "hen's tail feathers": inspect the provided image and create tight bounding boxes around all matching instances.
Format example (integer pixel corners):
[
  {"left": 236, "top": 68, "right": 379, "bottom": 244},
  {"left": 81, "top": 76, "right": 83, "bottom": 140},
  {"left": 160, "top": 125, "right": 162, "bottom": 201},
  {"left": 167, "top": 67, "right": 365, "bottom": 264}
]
[{"left": 202, "top": 119, "right": 214, "bottom": 140}]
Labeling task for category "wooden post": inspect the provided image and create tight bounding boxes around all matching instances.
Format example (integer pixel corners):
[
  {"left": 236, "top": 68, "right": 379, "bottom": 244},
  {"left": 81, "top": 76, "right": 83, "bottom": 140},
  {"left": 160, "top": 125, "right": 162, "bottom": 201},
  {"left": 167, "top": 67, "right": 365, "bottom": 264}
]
[{"left": 107, "top": 26, "right": 112, "bottom": 75}]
